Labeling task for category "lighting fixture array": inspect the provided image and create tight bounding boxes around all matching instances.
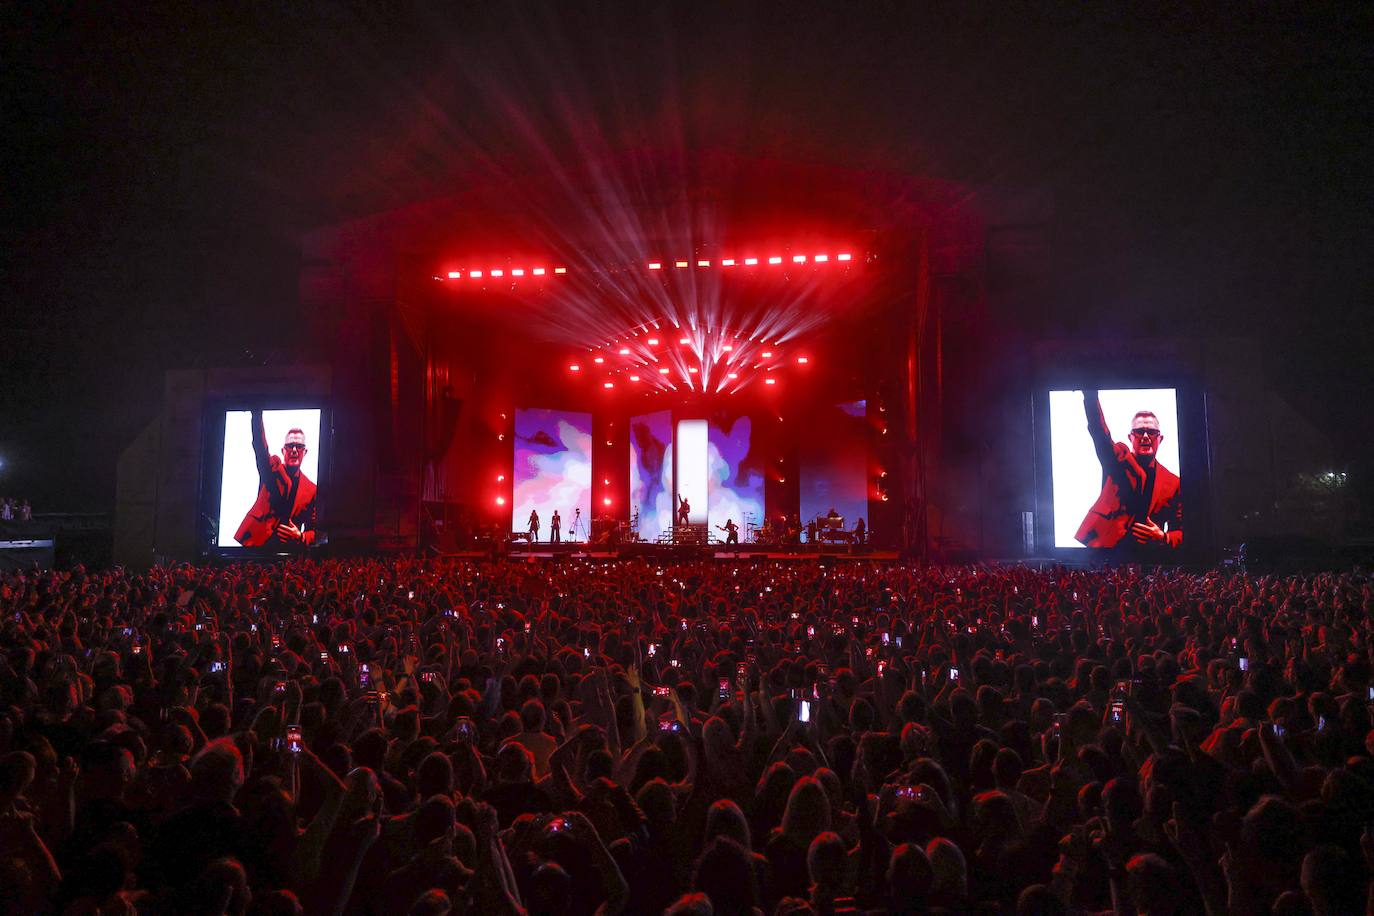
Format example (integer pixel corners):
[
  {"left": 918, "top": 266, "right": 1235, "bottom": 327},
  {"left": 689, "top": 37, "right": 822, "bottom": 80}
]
[
  {"left": 566, "top": 320, "right": 814, "bottom": 394},
  {"left": 648, "top": 252, "right": 851, "bottom": 270},
  {"left": 435, "top": 246, "right": 859, "bottom": 284}
]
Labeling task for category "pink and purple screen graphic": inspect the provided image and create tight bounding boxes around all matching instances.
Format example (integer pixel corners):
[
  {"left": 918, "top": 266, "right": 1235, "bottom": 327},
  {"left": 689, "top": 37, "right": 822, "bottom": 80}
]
[
  {"left": 799, "top": 400, "right": 868, "bottom": 538},
  {"left": 708, "top": 413, "right": 765, "bottom": 539},
  {"left": 630, "top": 410, "right": 673, "bottom": 542},
  {"left": 512, "top": 408, "right": 592, "bottom": 539}
]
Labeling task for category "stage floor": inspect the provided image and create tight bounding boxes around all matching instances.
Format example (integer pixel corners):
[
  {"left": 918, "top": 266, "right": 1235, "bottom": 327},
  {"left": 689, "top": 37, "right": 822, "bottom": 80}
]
[{"left": 451, "top": 542, "right": 900, "bottom": 562}]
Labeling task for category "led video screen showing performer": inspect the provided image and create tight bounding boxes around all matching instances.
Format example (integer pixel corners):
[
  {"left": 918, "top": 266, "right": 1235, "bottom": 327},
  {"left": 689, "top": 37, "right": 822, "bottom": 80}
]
[
  {"left": 1048, "top": 388, "right": 1182, "bottom": 549},
  {"left": 216, "top": 408, "right": 322, "bottom": 548},
  {"left": 675, "top": 419, "right": 708, "bottom": 526},
  {"left": 799, "top": 400, "right": 869, "bottom": 542},
  {"left": 630, "top": 409, "right": 673, "bottom": 542},
  {"left": 512, "top": 408, "right": 592, "bottom": 542},
  {"left": 708, "top": 413, "right": 765, "bottom": 544}
]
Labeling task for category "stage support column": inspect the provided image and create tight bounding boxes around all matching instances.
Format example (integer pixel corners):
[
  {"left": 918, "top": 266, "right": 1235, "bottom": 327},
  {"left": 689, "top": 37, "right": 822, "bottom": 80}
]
[{"left": 900, "top": 228, "right": 932, "bottom": 561}]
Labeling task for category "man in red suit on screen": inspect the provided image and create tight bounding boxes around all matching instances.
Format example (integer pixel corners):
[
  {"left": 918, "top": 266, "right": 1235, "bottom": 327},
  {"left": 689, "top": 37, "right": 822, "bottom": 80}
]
[
  {"left": 1075, "top": 389, "right": 1182, "bottom": 549},
  {"left": 235, "top": 410, "right": 317, "bottom": 547}
]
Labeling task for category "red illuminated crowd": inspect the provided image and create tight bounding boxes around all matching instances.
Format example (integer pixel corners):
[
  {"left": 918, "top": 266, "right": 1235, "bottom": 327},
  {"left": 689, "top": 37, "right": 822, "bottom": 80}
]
[{"left": 3, "top": 557, "right": 1374, "bottom": 915}]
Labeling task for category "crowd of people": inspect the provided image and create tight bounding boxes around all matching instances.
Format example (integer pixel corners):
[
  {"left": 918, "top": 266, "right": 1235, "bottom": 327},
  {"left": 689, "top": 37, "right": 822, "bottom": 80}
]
[
  {"left": 1, "top": 497, "right": 34, "bottom": 521},
  {"left": 3, "top": 556, "right": 1374, "bottom": 915}
]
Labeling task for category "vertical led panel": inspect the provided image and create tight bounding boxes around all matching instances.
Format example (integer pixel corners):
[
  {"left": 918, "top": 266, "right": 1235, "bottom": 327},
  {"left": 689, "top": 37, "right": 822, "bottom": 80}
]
[
  {"left": 675, "top": 418, "right": 708, "bottom": 525},
  {"left": 1048, "top": 388, "right": 1182, "bottom": 549},
  {"left": 799, "top": 400, "right": 868, "bottom": 540},
  {"left": 708, "top": 413, "right": 765, "bottom": 538},
  {"left": 629, "top": 409, "right": 673, "bottom": 542},
  {"left": 512, "top": 408, "right": 592, "bottom": 539},
  {"left": 217, "top": 407, "right": 323, "bottom": 548}
]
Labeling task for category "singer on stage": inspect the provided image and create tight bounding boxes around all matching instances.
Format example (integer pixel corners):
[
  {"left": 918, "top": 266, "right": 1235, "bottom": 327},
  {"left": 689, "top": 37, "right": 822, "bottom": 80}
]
[
  {"left": 234, "top": 409, "right": 317, "bottom": 547},
  {"left": 1076, "top": 389, "right": 1182, "bottom": 548}
]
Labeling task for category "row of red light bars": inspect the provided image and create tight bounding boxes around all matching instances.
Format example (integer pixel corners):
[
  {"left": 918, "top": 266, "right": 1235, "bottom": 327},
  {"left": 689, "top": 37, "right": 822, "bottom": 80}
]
[
  {"left": 438, "top": 252, "right": 853, "bottom": 280},
  {"left": 648, "top": 253, "right": 852, "bottom": 269},
  {"left": 442, "top": 266, "right": 566, "bottom": 279}
]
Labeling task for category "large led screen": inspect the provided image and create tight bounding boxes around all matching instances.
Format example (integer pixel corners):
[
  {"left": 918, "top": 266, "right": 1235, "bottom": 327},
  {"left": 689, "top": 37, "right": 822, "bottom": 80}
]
[
  {"left": 675, "top": 419, "right": 708, "bottom": 526},
  {"left": 1048, "top": 388, "right": 1182, "bottom": 549},
  {"left": 708, "top": 413, "right": 765, "bottom": 541},
  {"left": 630, "top": 410, "right": 673, "bottom": 542},
  {"left": 513, "top": 408, "right": 592, "bottom": 541},
  {"left": 217, "top": 408, "right": 323, "bottom": 548},
  {"left": 799, "top": 400, "right": 868, "bottom": 541}
]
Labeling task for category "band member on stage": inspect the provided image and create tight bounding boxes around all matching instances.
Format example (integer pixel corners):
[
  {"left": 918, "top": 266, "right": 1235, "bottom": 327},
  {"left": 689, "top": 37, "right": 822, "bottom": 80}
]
[
  {"left": 854, "top": 517, "right": 866, "bottom": 545},
  {"left": 717, "top": 518, "right": 739, "bottom": 545},
  {"left": 676, "top": 494, "right": 691, "bottom": 527},
  {"left": 550, "top": 510, "right": 561, "bottom": 543},
  {"left": 1076, "top": 389, "right": 1182, "bottom": 548},
  {"left": 805, "top": 519, "right": 818, "bottom": 544},
  {"left": 528, "top": 509, "right": 540, "bottom": 543},
  {"left": 235, "top": 409, "right": 317, "bottom": 547}
]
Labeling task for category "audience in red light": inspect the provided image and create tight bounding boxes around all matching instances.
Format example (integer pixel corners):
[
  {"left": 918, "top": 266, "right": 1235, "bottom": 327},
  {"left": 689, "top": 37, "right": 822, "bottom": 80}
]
[{"left": 3, "top": 556, "right": 1374, "bottom": 914}]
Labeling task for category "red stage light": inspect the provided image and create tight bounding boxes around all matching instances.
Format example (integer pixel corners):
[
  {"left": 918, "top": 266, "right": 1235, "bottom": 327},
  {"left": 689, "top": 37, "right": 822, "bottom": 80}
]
[
  {"left": 447, "top": 271, "right": 461, "bottom": 279},
  {"left": 647, "top": 337, "right": 658, "bottom": 345},
  {"left": 618, "top": 347, "right": 630, "bottom": 355},
  {"left": 659, "top": 367, "right": 670, "bottom": 374},
  {"left": 648, "top": 262, "right": 662, "bottom": 270},
  {"left": 688, "top": 366, "right": 698, "bottom": 373},
  {"left": 697, "top": 259, "right": 710, "bottom": 267},
  {"left": 796, "top": 356, "right": 809, "bottom": 364},
  {"left": 533, "top": 268, "right": 546, "bottom": 275},
  {"left": 496, "top": 496, "right": 505, "bottom": 506},
  {"left": 727, "top": 372, "right": 738, "bottom": 379},
  {"left": 603, "top": 381, "right": 614, "bottom": 389},
  {"left": 554, "top": 267, "right": 567, "bottom": 274},
  {"left": 792, "top": 255, "right": 806, "bottom": 263},
  {"left": 512, "top": 268, "right": 525, "bottom": 276},
  {"left": 814, "top": 254, "right": 829, "bottom": 263},
  {"left": 765, "top": 378, "right": 777, "bottom": 385},
  {"left": 497, "top": 474, "right": 505, "bottom": 482},
  {"left": 837, "top": 253, "right": 852, "bottom": 261},
  {"left": 722, "top": 344, "right": 733, "bottom": 352},
  {"left": 629, "top": 374, "right": 640, "bottom": 381},
  {"left": 490, "top": 269, "right": 504, "bottom": 277},
  {"left": 761, "top": 351, "right": 773, "bottom": 358},
  {"left": 675, "top": 260, "right": 689, "bottom": 268},
  {"left": 768, "top": 256, "right": 783, "bottom": 265},
  {"left": 744, "top": 257, "right": 758, "bottom": 265},
  {"left": 603, "top": 497, "right": 612, "bottom": 506},
  {"left": 470, "top": 270, "right": 483, "bottom": 278},
  {"left": 679, "top": 337, "right": 690, "bottom": 345},
  {"left": 569, "top": 364, "right": 580, "bottom": 371},
  {"left": 722, "top": 258, "right": 736, "bottom": 266},
  {"left": 603, "top": 478, "right": 610, "bottom": 485}
]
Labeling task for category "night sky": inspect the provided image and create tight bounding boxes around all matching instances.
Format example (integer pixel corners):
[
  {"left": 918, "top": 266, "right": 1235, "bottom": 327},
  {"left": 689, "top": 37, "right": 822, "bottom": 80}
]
[{"left": 4, "top": 4, "right": 1372, "bottom": 518}]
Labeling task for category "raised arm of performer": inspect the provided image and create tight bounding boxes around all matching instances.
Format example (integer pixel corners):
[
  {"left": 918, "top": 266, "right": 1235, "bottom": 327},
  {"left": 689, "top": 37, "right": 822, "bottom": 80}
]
[
  {"left": 251, "top": 409, "right": 274, "bottom": 486},
  {"left": 1081, "top": 389, "right": 1117, "bottom": 471}
]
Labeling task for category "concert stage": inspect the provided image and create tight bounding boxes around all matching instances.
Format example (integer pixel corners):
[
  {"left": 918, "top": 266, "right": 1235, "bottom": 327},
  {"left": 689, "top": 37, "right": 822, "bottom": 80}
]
[
  {"left": 115, "top": 153, "right": 1280, "bottom": 569},
  {"left": 463, "top": 540, "right": 898, "bottom": 563}
]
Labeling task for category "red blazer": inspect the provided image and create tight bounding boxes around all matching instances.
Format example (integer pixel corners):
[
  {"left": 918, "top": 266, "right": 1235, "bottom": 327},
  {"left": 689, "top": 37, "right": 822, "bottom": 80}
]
[
  {"left": 1074, "top": 395, "right": 1182, "bottom": 549},
  {"left": 234, "top": 414, "right": 317, "bottom": 547}
]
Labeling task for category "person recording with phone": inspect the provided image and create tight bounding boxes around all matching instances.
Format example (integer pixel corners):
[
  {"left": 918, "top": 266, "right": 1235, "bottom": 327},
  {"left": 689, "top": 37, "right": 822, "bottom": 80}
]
[
  {"left": 1075, "top": 389, "right": 1182, "bottom": 548},
  {"left": 234, "top": 409, "right": 317, "bottom": 547}
]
